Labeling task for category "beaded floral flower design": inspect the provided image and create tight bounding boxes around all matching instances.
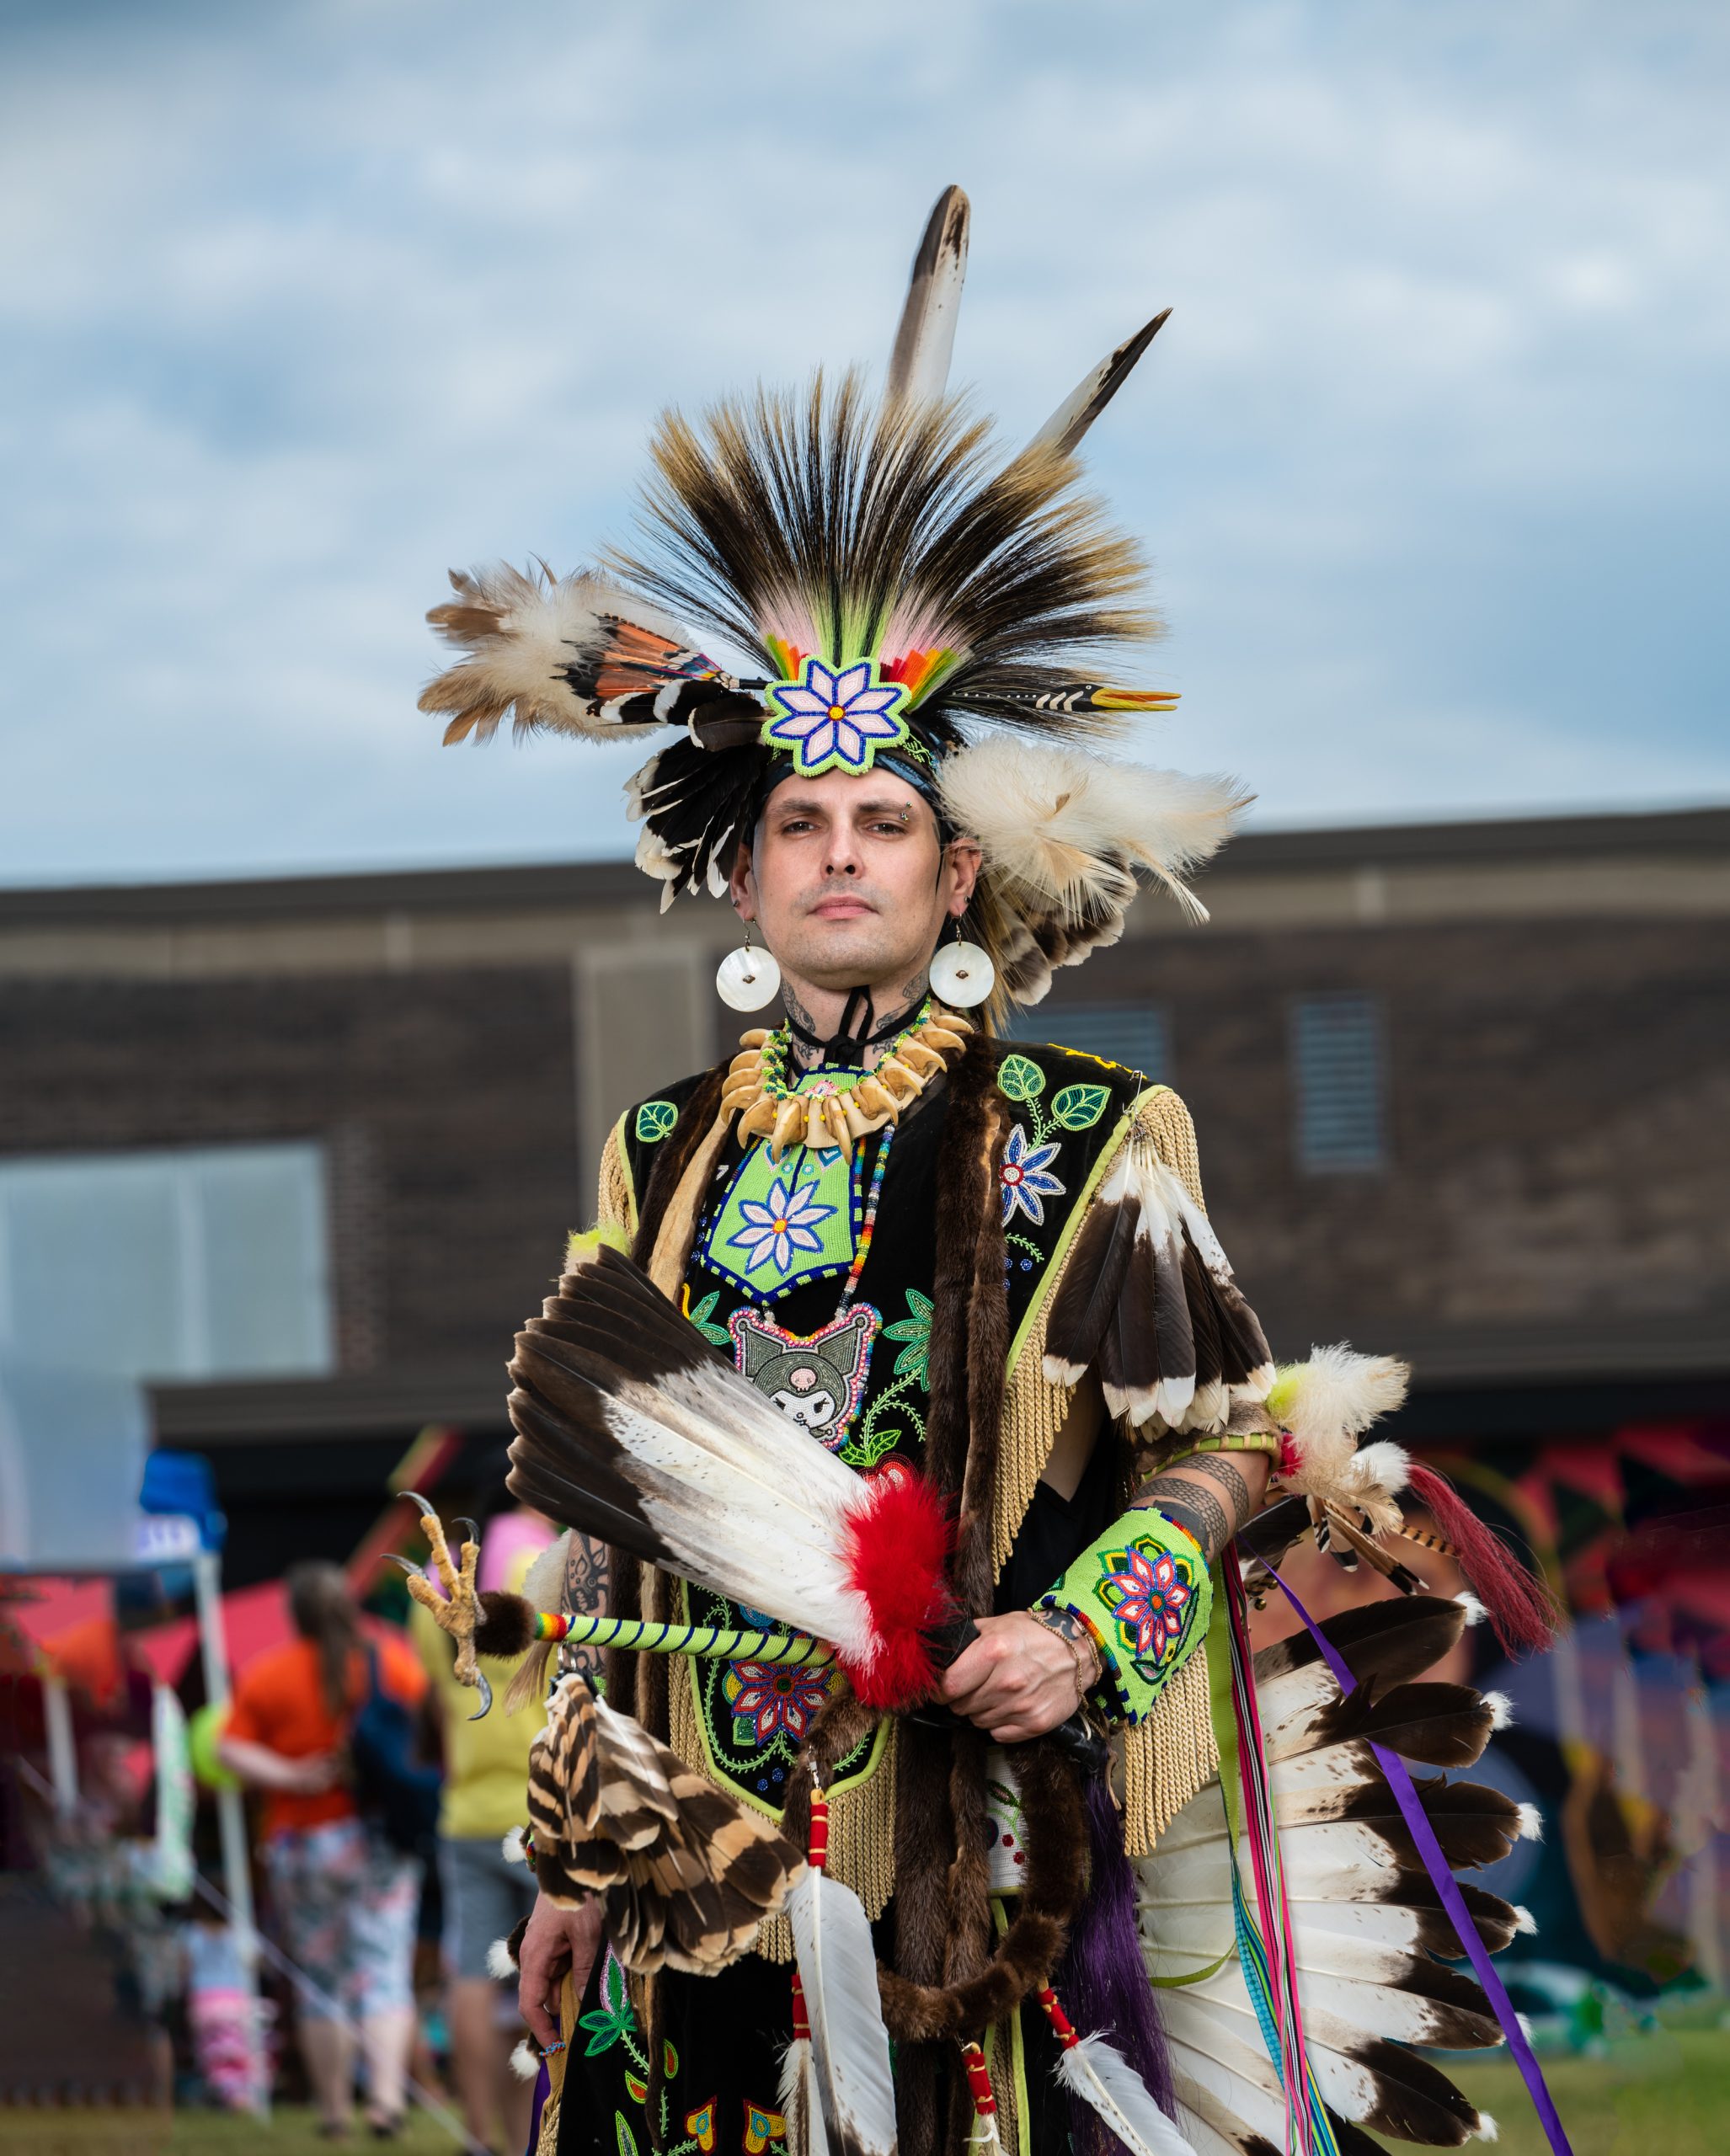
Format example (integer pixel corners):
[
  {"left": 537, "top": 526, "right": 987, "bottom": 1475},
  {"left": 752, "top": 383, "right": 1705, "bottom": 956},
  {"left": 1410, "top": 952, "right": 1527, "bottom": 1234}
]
[
  {"left": 725, "top": 1171, "right": 836, "bottom": 1272},
  {"left": 1098, "top": 1542, "right": 1193, "bottom": 1662},
  {"left": 721, "top": 1658, "right": 836, "bottom": 1743},
  {"left": 765, "top": 658, "right": 910, "bottom": 776},
  {"left": 998, "top": 1123, "right": 1065, "bottom": 1226}
]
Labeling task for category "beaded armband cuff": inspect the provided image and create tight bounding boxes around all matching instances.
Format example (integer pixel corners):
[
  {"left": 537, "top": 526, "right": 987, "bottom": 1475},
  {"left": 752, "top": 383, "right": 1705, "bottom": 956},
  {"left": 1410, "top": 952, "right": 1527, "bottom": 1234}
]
[
  {"left": 1156, "top": 1428, "right": 1284, "bottom": 1475},
  {"left": 1036, "top": 1508, "right": 1213, "bottom": 1728}
]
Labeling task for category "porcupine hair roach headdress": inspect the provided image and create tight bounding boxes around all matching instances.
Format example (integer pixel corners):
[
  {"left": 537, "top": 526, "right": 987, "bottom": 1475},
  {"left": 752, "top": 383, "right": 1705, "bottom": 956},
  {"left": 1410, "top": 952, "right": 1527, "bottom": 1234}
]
[{"left": 420, "top": 186, "right": 1251, "bottom": 1009}]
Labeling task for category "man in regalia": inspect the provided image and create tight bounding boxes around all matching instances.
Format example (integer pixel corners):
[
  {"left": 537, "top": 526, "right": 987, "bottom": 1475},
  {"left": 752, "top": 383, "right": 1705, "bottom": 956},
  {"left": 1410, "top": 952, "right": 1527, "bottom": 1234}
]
[{"left": 410, "top": 189, "right": 1551, "bottom": 2156}]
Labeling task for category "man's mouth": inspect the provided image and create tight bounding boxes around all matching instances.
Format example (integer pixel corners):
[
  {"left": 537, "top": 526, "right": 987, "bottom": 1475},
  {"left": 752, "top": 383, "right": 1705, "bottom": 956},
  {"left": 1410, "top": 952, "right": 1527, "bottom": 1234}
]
[{"left": 810, "top": 895, "right": 875, "bottom": 919}]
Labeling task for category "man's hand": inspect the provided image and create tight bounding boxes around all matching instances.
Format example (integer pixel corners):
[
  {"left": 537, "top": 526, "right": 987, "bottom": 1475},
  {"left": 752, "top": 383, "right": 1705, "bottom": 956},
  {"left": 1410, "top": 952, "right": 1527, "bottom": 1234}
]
[
  {"left": 937, "top": 1610, "right": 1087, "bottom": 1744},
  {"left": 518, "top": 1888, "right": 605, "bottom": 2050}
]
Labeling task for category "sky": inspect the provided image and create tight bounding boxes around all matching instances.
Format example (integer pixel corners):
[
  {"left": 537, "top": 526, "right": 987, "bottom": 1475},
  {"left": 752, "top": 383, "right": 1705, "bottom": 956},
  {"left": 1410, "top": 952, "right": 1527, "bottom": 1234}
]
[{"left": 1, "top": 0, "right": 1726, "bottom": 887}]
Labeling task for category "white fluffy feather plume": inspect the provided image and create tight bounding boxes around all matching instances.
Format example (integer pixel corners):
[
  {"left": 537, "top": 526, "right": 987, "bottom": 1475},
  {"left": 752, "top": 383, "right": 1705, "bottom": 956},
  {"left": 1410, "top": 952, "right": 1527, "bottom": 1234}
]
[
  {"left": 938, "top": 736, "right": 1249, "bottom": 928},
  {"left": 787, "top": 1865, "right": 898, "bottom": 2156},
  {"left": 1055, "top": 2031, "right": 1199, "bottom": 2156},
  {"left": 1267, "top": 1345, "right": 1412, "bottom": 1535},
  {"left": 419, "top": 561, "right": 696, "bottom": 744}
]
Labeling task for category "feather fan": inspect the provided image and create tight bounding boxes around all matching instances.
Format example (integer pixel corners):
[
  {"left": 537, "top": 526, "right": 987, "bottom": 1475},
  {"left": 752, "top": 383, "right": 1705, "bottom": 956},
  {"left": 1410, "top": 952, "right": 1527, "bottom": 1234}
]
[
  {"left": 505, "top": 1238, "right": 955, "bottom": 1709},
  {"left": 526, "top": 1673, "right": 804, "bottom": 1975},
  {"left": 1140, "top": 1597, "right": 1531, "bottom": 2153}
]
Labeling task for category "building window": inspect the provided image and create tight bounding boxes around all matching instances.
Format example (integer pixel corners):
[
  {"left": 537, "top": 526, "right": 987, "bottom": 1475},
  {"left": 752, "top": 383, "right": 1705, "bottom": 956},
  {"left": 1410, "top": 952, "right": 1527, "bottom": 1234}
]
[
  {"left": 0, "top": 1142, "right": 334, "bottom": 1384},
  {"left": 1291, "top": 995, "right": 1386, "bottom": 1173},
  {"left": 1007, "top": 1002, "right": 1171, "bottom": 1086}
]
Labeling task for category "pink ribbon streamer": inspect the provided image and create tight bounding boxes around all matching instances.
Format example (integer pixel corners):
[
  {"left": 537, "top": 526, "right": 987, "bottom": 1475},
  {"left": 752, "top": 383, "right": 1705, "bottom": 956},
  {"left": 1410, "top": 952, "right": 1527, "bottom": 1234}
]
[{"left": 1268, "top": 1567, "right": 1574, "bottom": 2156}]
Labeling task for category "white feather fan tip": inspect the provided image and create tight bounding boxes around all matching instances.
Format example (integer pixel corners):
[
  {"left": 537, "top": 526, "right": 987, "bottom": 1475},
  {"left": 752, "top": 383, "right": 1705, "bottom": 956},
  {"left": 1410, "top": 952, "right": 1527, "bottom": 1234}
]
[
  {"left": 485, "top": 1937, "right": 518, "bottom": 1981},
  {"left": 937, "top": 737, "right": 1249, "bottom": 926},
  {"left": 509, "top": 2039, "right": 541, "bottom": 2081}
]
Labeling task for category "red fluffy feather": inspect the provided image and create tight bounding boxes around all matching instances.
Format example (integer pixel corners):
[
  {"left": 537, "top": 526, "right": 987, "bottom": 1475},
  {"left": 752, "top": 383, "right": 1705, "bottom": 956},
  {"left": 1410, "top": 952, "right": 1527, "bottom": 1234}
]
[
  {"left": 1405, "top": 1463, "right": 1559, "bottom": 1657},
  {"left": 839, "top": 1470, "right": 955, "bottom": 1707}
]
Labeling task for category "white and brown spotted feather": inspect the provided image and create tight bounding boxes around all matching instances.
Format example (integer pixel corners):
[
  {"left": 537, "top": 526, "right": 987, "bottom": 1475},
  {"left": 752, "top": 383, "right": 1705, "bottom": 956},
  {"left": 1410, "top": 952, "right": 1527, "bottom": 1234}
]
[
  {"left": 1044, "top": 1134, "right": 1273, "bottom": 1429},
  {"left": 1141, "top": 1597, "right": 1536, "bottom": 2153},
  {"left": 527, "top": 1675, "right": 804, "bottom": 1976}
]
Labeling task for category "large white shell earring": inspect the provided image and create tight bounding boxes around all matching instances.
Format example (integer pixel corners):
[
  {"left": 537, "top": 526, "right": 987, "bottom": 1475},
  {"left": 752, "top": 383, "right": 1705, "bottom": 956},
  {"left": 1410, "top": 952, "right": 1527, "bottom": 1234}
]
[
  {"left": 928, "top": 921, "right": 995, "bottom": 1009},
  {"left": 715, "top": 925, "right": 782, "bottom": 1011}
]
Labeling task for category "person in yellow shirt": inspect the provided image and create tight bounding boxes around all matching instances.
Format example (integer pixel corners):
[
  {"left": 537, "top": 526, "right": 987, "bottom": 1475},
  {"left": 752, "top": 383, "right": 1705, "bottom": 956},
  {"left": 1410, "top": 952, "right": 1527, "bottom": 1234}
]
[{"left": 409, "top": 1504, "right": 553, "bottom": 2156}]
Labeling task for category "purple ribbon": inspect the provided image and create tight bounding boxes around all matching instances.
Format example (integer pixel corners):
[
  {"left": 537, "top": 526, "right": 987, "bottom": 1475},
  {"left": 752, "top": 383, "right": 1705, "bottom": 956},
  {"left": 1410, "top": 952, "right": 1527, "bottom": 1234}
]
[
  {"left": 526, "top": 2057, "right": 550, "bottom": 2155},
  {"left": 1268, "top": 1566, "right": 1574, "bottom": 2156}
]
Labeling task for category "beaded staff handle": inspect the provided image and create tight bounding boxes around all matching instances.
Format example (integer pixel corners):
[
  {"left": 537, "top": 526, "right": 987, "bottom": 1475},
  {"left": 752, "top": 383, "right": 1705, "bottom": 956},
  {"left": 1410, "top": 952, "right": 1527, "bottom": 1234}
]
[
  {"left": 534, "top": 1609, "right": 836, "bottom": 1665},
  {"left": 539, "top": 1610, "right": 1108, "bottom": 1772}
]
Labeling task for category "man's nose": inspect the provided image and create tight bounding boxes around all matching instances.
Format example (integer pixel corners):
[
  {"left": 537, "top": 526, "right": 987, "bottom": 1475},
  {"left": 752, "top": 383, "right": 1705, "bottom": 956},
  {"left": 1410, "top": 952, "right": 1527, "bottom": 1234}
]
[{"left": 823, "top": 839, "right": 861, "bottom": 877}]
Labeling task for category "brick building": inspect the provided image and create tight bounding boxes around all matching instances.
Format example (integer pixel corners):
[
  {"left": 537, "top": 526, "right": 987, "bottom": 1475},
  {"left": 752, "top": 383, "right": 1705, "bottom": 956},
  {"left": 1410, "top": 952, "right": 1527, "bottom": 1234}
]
[
  {"left": 1, "top": 804, "right": 1724, "bottom": 1583},
  {"left": 6, "top": 803, "right": 1728, "bottom": 1988}
]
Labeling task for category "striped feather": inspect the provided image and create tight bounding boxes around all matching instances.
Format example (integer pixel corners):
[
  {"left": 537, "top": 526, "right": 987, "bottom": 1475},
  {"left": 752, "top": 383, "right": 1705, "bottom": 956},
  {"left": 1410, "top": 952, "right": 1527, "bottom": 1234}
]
[{"left": 526, "top": 1678, "right": 803, "bottom": 1976}]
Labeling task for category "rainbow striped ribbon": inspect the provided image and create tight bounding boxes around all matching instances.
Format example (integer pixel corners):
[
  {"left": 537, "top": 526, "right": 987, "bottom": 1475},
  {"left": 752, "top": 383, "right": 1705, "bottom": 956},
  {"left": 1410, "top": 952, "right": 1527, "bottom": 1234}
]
[{"left": 1223, "top": 1561, "right": 1339, "bottom": 2156}]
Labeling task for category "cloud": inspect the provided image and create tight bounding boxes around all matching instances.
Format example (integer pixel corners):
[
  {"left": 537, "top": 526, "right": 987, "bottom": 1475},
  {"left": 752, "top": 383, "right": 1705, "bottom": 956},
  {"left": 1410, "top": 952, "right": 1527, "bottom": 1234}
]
[{"left": 0, "top": 0, "right": 1725, "bottom": 885}]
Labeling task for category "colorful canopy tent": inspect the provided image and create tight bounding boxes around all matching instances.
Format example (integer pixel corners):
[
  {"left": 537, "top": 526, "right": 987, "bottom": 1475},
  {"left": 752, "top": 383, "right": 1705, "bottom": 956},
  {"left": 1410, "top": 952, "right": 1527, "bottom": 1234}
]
[{"left": 0, "top": 1362, "right": 269, "bottom": 2115}]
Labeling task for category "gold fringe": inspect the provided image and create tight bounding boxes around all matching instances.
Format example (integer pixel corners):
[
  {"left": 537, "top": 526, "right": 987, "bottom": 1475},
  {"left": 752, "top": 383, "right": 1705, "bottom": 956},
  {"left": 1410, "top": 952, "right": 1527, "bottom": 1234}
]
[
  {"left": 1119, "top": 1646, "right": 1217, "bottom": 1856},
  {"left": 666, "top": 1638, "right": 900, "bottom": 1966}
]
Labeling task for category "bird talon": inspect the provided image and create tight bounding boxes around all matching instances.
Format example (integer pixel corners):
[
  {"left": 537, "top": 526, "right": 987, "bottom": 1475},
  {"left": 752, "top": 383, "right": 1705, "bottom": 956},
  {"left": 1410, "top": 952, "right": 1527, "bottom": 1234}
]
[{"left": 467, "top": 1668, "right": 494, "bottom": 1721}]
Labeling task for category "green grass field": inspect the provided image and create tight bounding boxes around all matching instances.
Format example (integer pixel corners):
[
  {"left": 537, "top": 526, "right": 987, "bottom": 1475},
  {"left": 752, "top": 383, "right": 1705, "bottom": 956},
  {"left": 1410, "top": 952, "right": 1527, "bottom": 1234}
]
[
  {"left": 11, "top": 2026, "right": 1714, "bottom": 2154},
  {"left": 1435, "top": 2027, "right": 1730, "bottom": 2156}
]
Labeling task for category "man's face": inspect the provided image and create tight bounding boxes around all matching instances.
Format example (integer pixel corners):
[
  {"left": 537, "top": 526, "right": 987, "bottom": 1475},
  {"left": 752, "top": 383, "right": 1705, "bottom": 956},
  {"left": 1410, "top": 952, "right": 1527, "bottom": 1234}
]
[{"left": 730, "top": 770, "right": 979, "bottom": 995}]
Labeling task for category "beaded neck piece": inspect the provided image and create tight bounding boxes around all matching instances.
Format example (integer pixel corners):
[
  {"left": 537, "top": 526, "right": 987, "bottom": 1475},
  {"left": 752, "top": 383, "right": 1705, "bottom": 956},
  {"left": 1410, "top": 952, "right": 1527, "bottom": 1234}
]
[{"left": 721, "top": 1002, "right": 974, "bottom": 1161}]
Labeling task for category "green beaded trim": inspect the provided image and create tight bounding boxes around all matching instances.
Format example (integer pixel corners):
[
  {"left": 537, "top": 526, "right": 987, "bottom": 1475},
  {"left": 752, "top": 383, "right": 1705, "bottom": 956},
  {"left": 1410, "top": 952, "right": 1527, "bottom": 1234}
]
[
  {"left": 1158, "top": 1429, "right": 1284, "bottom": 1470},
  {"left": 1037, "top": 1508, "right": 1213, "bottom": 1729}
]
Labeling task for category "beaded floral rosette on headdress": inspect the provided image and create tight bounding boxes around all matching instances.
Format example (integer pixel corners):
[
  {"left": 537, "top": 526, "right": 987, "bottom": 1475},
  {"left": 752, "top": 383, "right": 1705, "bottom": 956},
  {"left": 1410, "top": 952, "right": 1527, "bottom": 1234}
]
[{"left": 420, "top": 186, "right": 1252, "bottom": 1013}]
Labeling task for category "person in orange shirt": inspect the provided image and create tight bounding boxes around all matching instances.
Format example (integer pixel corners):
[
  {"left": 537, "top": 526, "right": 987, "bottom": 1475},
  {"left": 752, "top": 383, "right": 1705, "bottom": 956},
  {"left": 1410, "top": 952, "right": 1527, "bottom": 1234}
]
[{"left": 219, "top": 1562, "right": 429, "bottom": 2139}]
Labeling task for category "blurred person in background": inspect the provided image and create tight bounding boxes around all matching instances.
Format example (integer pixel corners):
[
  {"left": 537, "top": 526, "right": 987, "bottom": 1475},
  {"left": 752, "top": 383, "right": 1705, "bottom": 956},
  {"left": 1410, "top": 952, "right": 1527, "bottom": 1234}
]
[
  {"left": 218, "top": 1561, "right": 428, "bottom": 2140},
  {"left": 409, "top": 1497, "right": 554, "bottom": 2156}
]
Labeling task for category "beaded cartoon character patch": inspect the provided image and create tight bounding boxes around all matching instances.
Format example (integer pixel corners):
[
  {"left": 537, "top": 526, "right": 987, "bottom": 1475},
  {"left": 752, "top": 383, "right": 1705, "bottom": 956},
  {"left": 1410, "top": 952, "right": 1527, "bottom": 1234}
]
[{"left": 726, "top": 1302, "right": 881, "bottom": 1453}]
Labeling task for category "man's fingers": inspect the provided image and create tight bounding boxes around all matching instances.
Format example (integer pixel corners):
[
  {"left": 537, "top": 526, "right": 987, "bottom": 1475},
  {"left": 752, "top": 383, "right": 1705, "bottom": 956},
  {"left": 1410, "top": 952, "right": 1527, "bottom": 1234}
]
[{"left": 518, "top": 1948, "right": 567, "bottom": 2048}]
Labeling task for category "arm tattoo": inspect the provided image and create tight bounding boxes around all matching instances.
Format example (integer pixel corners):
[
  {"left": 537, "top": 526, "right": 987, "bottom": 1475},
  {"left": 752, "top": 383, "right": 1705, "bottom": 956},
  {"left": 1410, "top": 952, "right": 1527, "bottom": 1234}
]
[
  {"left": 558, "top": 1532, "right": 610, "bottom": 1682},
  {"left": 1132, "top": 1471, "right": 1231, "bottom": 1562},
  {"left": 1183, "top": 1452, "right": 1255, "bottom": 1520}
]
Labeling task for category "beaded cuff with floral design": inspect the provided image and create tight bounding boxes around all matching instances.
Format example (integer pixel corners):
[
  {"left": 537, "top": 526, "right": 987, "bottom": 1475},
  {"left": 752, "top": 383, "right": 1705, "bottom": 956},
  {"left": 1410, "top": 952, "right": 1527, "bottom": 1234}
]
[{"left": 1036, "top": 1508, "right": 1213, "bottom": 1728}]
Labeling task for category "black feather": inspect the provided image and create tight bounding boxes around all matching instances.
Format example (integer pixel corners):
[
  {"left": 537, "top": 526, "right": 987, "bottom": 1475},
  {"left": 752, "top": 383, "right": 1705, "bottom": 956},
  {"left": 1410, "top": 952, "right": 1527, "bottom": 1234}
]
[
  {"left": 1254, "top": 1596, "right": 1469, "bottom": 1699},
  {"left": 608, "top": 372, "right": 1158, "bottom": 731},
  {"left": 1045, "top": 1186, "right": 1140, "bottom": 1376}
]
